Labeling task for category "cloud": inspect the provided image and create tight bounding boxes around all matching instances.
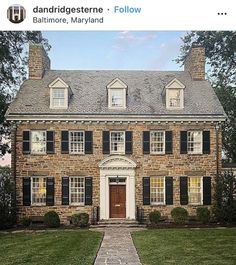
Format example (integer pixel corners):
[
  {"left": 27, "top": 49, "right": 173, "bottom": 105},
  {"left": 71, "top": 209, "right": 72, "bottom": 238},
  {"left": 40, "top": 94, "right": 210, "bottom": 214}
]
[
  {"left": 112, "top": 31, "right": 158, "bottom": 52},
  {"left": 149, "top": 37, "right": 183, "bottom": 70}
]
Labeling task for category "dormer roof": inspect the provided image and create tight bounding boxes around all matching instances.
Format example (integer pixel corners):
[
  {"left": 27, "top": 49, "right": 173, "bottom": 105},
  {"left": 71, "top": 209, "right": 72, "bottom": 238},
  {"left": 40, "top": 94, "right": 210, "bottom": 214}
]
[
  {"left": 107, "top": 78, "right": 128, "bottom": 89},
  {"left": 48, "top": 77, "right": 69, "bottom": 88},
  {"left": 165, "top": 78, "right": 185, "bottom": 89}
]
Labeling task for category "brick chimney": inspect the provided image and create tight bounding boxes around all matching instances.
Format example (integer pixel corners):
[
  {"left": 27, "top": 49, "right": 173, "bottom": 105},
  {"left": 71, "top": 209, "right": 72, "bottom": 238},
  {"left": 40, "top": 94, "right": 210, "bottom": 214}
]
[
  {"left": 184, "top": 43, "right": 205, "bottom": 81},
  {"left": 28, "top": 44, "right": 50, "bottom": 79}
]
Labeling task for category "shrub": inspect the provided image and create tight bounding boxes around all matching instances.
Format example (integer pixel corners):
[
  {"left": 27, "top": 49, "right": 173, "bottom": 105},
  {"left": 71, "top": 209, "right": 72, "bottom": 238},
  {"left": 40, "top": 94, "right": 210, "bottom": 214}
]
[
  {"left": 149, "top": 210, "right": 161, "bottom": 225},
  {"left": 20, "top": 217, "right": 31, "bottom": 227},
  {"left": 0, "top": 167, "right": 16, "bottom": 230},
  {"left": 212, "top": 171, "right": 236, "bottom": 223},
  {"left": 71, "top": 213, "right": 89, "bottom": 227},
  {"left": 196, "top": 207, "right": 211, "bottom": 224},
  {"left": 44, "top": 211, "right": 60, "bottom": 228},
  {"left": 171, "top": 207, "right": 188, "bottom": 224}
]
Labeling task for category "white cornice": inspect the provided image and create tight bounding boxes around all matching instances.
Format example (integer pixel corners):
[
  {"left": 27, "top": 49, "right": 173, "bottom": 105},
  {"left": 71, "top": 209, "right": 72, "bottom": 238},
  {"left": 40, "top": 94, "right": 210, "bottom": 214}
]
[{"left": 7, "top": 114, "right": 226, "bottom": 123}]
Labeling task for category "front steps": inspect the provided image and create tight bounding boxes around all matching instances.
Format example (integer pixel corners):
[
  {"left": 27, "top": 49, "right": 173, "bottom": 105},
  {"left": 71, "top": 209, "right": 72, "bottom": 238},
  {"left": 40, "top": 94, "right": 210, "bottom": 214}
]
[{"left": 90, "top": 219, "right": 146, "bottom": 228}]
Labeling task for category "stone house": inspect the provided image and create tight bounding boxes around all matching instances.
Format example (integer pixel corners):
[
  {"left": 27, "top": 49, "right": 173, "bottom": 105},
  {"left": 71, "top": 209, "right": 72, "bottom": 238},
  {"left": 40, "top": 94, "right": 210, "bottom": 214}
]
[{"left": 6, "top": 43, "right": 226, "bottom": 224}]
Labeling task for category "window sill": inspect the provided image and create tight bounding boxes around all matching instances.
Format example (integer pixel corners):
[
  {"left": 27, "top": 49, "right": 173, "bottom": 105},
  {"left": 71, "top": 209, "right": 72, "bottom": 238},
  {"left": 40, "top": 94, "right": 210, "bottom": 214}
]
[
  {"left": 187, "top": 153, "right": 203, "bottom": 155},
  {"left": 69, "top": 203, "right": 85, "bottom": 206},
  {"left": 69, "top": 152, "right": 85, "bottom": 155},
  {"left": 150, "top": 203, "right": 165, "bottom": 206},
  {"left": 110, "top": 152, "right": 125, "bottom": 155},
  {"left": 150, "top": 152, "right": 166, "bottom": 155},
  {"left": 31, "top": 153, "right": 47, "bottom": 156},
  {"left": 31, "top": 204, "right": 46, "bottom": 207}
]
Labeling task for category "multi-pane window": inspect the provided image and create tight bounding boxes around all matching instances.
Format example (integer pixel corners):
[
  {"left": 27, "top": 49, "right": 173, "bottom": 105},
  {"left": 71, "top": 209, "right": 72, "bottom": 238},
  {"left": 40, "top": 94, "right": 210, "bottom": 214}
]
[
  {"left": 31, "top": 131, "right": 46, "bottom": 154},
  {"left": 70, "top": 177, "right": 85, "bottom": 204},
  {"left": 169, "top": 89, "right": 181, "bottom": 107},
  {"left": 188, "top": 177, "right": 202, "bottom": 204},
  {"left": 31, "top": 177, "right": 46, "bottom": 205},
  {"left": 69, "top": 131, "right": 84, "bottom": 154},
  {"left": 110, "top": 89, "right": 124, "bottom": 108},
  {"left": 150, "top": 131, "right": 165, "bottom": 154},
  {"left": 150, "top": 177, "right": 165, "bottom": 204},
  {"left": 52, "top": 88, "right": 65, "bottom": 107},
  {"left": 110, "top": 131, "right": 125, "bottom": 154},
  {"left": 187, "top": 131, "right": 202, "bottom": 154}
]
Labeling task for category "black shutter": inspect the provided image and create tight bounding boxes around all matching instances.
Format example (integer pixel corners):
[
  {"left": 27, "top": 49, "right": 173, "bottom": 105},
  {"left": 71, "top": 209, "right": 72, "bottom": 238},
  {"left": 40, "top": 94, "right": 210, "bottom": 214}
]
[
  {"left": 180, "top": 176, "right": 188, "bottom": 205},
  {"left": 143, "top": 177, "right": 150, "bottom": 205},
  {"left": 125, "top": 131, "right": 133, "bottom": 154},
  {"left": 23, "top": 177, "right": 31, "bottom": 206},
  {"left": 203, "top": 131, "right": 210, "bottom": 154},
  {"left": 180, "top": 131, "right": 188, "bottom": 154},
  {"left": 46, "top": 131, "right": 54, "bottom": 154},
  {"left": 46, "top": 177, "right": 54, "bottom": 206},
  {"left": 61, "top": 131, "right": 69, "bottom": 154},
  {"left": 143, "top": 131, "right": 150, "bottom": 154},
  {"left": 165, "top": 131, "right": 173, "bottom": 154},
  {"left": 23, "top": 131, "right": 30, "bottom": 154},
  {"left": 165, "top": 177, "right": 173, "bottom": 205},
  {"left": 61, "top": 177, "right": 69, "bottom": 205},
  {"left": 85, "top": 177, "right": 93, "bottom": 205},
  {"left": 203, "top": 177, "right": 211, "bottom": 205},
  {"left": 103, "top": 131, "right": 110, "bottom": 154},
  {"left": 85, "top": 131, "right": 93, "bottom": 154}
]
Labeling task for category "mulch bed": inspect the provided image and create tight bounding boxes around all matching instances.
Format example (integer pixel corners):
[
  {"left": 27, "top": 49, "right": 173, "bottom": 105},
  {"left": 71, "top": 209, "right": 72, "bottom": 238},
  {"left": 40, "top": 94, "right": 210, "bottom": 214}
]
[{"left": 146, "top": 221, "right": 236, "bottom": 229}]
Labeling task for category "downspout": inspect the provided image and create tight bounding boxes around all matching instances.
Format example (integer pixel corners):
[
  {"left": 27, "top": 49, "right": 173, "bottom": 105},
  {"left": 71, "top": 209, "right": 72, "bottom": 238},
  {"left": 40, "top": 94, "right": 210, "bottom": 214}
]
[{"left": 215, "top": 123, "right": 220, "bottom": 179}]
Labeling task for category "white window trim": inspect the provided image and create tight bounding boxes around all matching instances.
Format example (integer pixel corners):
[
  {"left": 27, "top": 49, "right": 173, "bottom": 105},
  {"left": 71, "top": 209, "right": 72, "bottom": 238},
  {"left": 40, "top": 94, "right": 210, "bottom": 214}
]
[
  {"left": 166, "top": 88, "right": 184, "bottom": 109},
  {"left": 50, "top": 87, "right": 68, "bottom": 109},
  {"left": 31, "top": 130, "right": 47, "bottom": 155},
  {"left": 187, "top": 131, "right": 203, "bottom": 155},
  {"left": 108, "top": 88, "right": 126, "bottom": 109},
  {"left": 69, "top": 177, "right": 85, "bottom": 206},
  {"left": 31, "top": 176, "right": 47, "bottom": 206},
  {"left": 110, "top": 131, "right": 125, "bottom": 155},
  {"left": 150, "top": 131, "right": 165, "bottom": 155},
  {"left": 150, "top": 176, "right": 166, "bottom": 205},
  {"left": 69, "top": 131, "right": 85, "bottom": 154},
  {"left": 188, "top": 176, "right": 203, "bottom": 206}
]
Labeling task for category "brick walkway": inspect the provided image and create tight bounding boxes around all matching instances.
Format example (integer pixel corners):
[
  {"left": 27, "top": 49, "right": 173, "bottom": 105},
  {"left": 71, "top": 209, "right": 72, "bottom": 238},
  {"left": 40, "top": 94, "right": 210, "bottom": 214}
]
[{"left": 93, "top": 227, "right": 144, "bottom": 265}]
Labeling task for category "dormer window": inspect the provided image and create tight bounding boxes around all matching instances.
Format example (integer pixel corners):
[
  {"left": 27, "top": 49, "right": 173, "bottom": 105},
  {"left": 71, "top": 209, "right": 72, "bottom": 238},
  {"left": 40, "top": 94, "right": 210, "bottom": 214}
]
[
  {"left": 52, "top": 88, "right": 66, "bottom": 108},
  {"left": 165, "top": 78, "right": 185, "bottom": 109},
  {"left": 110, "top": 89, "right": 124, "bottom": 107},
  {"left": 169, "top": 89, "right": 181, "bottom": 108},
  {"left": 49, "top": 77, "right": 71, "bottom": 109},
  {"left": 107, "top": 78, "right": 128, "bottom": 109}
]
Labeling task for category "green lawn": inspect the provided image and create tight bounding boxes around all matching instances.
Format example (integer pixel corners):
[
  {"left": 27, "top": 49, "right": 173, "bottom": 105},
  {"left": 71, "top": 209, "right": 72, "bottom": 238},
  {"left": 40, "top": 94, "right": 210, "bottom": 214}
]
[
  {"left": 0, "top": 230, "right": 102, "bottom": 265},
  {"left": 132, "top": 228, "right": 236, "bottom": 265}
]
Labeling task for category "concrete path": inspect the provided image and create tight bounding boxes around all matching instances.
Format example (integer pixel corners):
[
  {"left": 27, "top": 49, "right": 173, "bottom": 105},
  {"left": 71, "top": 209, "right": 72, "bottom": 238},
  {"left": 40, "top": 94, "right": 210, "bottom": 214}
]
[{"left": 93, "top": 227, "right": 144, "bottom": 265}]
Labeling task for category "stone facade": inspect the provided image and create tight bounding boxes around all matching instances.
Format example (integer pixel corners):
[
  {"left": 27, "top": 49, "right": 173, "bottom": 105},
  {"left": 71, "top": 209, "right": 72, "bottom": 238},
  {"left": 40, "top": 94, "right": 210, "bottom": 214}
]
[{"left": 14, "top": 121, "right": 221, "bottom": 224}]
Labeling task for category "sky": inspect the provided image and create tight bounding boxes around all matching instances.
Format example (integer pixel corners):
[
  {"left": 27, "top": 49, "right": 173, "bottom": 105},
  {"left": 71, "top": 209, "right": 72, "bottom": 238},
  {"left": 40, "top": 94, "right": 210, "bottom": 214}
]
[
  {"left": 43, "top": 31, "right": 186, "bottom": 70},
  {"left": 0, "top": 31, "right": 187, "bottom": 167}
]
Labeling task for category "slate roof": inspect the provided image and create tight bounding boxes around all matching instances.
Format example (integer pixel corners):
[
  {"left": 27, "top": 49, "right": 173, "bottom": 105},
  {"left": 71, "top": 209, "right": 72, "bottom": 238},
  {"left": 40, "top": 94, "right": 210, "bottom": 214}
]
[{"left": 6, "top": 70, "right": 226, "bottom": 118}]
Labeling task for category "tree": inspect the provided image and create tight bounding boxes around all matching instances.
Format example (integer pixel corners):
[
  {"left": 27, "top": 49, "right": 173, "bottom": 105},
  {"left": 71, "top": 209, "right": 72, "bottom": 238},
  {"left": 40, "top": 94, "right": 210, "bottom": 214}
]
[
  {"left": 176, "top": 31, "right": 236, "bottom": 162},
  {"left": 0, "top": 166, "right": 15, "bottom": 229},
  {"left": 0, "top": 31, "right": 51, "bottom": 157}
]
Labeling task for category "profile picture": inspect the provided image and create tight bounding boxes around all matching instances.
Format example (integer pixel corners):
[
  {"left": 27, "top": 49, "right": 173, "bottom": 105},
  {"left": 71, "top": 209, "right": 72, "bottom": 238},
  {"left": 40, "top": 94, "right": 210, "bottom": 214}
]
[{"left": 7, "top": 5, "right": 26, "bottom": 23}]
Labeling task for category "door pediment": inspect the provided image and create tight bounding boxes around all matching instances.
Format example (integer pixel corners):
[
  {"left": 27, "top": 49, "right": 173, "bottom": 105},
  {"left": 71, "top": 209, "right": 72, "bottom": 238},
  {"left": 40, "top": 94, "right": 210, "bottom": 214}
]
[{"left": 98, "top": 156, "right": 136, "bottom": 169}]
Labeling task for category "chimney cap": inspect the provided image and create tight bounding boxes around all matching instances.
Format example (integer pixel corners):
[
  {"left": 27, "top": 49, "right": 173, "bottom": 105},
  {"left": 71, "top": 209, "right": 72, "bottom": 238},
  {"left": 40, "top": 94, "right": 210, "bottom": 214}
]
[{"left": 191, "top": 42, "right": 204, "bottom": 48}]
